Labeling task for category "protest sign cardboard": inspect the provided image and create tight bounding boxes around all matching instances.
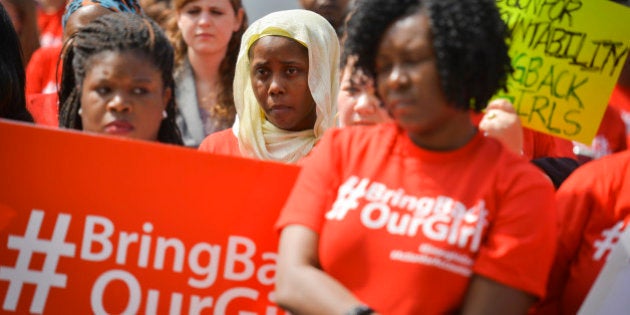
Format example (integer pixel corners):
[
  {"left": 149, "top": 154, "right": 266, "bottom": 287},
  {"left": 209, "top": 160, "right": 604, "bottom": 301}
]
[
  {"left": 0, "top": 120, "right": 299, "bottom": 314},
  {"left": 496, "top": 0, "right": 630, "bottom": 143}
]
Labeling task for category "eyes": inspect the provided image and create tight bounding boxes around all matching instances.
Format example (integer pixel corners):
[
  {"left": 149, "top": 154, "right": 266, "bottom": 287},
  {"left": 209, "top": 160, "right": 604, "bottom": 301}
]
[
  {"left": 252, "top": 65, "right": 303, "bottom": 79},
  {"left": 183, "top": 5, "right": 227, "bottom": 17},
  {"left": 93, "top": 85, "right": 151, "bottom": 96},
  {"left": 341, "top": 84, "right": 361, "bottom": 96},
  {"left": 375, "top": 52, "right": 433, "bottom": 74}
]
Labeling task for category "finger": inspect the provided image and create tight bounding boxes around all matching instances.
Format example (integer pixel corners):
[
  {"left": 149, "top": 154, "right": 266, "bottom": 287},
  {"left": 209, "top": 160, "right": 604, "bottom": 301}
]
[{"left": 486, "top": 98, "right": 516, "bottom": 113}]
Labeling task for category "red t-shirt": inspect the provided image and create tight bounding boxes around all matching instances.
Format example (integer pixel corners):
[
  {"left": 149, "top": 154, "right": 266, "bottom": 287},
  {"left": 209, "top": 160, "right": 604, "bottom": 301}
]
[
  {"left": 37, "top": 7, "right": 64, "bottom": 47},
  {"left": 198, "top": 128, "right": 241, "bottom": 156},
  {"left": 537, "top": 150, "right": 630, "bottom": 315},
  {"left": 26, "top": 93, "right": 58, "bottom": 127},
  {"left": 609, "top": 85, "right": 630, "bottom": 147},
  {"left": 276, "top": 123, "right": 557, "bottom": 314},
  {"left": 26, "top": 45, "right": 63, "bottom": 95}
]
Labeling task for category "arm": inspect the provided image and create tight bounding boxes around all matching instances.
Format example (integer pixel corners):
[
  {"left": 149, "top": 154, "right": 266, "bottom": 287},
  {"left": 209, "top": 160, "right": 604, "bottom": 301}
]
[
  {"left": 275, "top": 225, "right": 377, "bottom": 315},
  {"left": 460, "top": 274, "right": 536, "bottom": 315}
]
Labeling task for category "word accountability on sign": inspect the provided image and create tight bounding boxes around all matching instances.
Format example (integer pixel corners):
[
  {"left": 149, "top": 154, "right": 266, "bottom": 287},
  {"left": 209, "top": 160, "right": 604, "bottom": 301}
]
[
  {"left": 0, "top": 210, "right": 283, "bottom": 315},
  {"left": 495, "top": 0, "right": 630, "bottom": 143}
]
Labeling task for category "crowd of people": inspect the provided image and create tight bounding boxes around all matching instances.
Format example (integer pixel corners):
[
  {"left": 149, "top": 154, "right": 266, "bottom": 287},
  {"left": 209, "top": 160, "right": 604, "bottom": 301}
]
[{"left": 0, "top": 0, "right": 629, "bottom": 314}]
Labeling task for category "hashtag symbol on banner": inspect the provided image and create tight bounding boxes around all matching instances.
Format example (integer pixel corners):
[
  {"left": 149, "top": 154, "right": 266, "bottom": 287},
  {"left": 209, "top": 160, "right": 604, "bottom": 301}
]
[
  {"left": 326, "top": 176, "right": 369, "bottom": 220},
  {"left": 592, "top": 221, "right": 625, "bottom": 261},
  {"left": 0, "top": 209, "right": 76, "bottom": 313}
]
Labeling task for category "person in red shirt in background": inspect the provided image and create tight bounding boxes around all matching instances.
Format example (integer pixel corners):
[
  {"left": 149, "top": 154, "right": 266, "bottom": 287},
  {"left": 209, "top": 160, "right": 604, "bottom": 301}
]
[
  {"left": 36, "top": 0, "right": 66, "bottom": 47},
  {"left": 533, "top": 150, "right": 630, "bottom": 315},
  {"left": 25, "top": 0, "right": 66, "bottom": 96}
]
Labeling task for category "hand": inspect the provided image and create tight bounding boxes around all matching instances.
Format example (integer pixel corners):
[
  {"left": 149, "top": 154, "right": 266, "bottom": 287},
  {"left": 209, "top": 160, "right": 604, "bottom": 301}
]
[{"left": 479, "top": 99, "right": 524, "bottom": 156}]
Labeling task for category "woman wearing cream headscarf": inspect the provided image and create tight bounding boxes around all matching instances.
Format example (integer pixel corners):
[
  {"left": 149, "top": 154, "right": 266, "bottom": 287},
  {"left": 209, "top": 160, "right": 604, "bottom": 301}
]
[{"left": 198, "top": 9, "right": 339, "bottom": 164}]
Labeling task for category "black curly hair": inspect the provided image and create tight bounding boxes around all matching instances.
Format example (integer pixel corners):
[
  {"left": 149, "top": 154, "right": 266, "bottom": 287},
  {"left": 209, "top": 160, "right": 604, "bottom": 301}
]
[
  {"left": 343, "top": 0, "right": 512, "bottom": 112},
  {"left": 58, "top": 12, "right": 183, "bottom": 145}
]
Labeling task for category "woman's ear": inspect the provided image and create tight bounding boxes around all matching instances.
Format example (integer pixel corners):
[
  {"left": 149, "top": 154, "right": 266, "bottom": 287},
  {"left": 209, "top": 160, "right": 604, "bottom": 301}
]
[
  {"left": 162, "top": 87, "right": 172, "bottom": 110},
  {"left": 233, "top": 8, "right": 244, "bottom": 32}
]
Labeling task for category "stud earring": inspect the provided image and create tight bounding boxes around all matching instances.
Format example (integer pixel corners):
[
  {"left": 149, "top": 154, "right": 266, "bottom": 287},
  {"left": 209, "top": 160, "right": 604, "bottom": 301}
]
[
  {"left": 78, "top": 108, "right": 83, "bottom": 116},
  {"left": 162, "top": 110, "right": 168, "bottom": 119}
]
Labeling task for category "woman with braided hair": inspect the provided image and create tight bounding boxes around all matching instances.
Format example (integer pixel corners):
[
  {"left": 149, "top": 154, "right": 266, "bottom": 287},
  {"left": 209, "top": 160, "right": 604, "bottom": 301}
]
[
  {"left": 274, "top": 0, "right": 556, "bottom": 314},
  {"left": 58, "top": 12, "right": 182, "bottom": 145},
  {"left": 26, "top": 0, "right": 145, "bottom": 125}
]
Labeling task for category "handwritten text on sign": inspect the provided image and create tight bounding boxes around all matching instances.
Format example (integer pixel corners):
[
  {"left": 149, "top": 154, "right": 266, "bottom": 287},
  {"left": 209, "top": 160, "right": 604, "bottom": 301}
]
[{"left": 495, "top": 0, "right": 630, "bottom": 143}]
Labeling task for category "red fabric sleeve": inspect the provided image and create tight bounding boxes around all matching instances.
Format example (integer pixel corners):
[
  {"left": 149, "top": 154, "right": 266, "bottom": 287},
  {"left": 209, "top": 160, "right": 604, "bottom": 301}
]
[
  {"left": 26, "top": 93, "right": 58, "bottom": 127},
  {"left": 275, "top": 129, "right": 341, "bottom": 233},
  {"left": 198, "top": 128, "right": 241, "bottom": 157},
  {"left": 473, "top": 166, "right": 557, "bottom": 298}
]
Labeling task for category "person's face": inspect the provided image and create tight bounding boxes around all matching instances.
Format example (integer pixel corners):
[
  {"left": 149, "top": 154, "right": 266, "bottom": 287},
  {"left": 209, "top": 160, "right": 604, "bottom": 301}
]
[
  {"left": 299, "top": 0, "right": 350, "bottom": 29},
  {"left": 177, "top": 0, "right": 243, "bottom": 55},
  {"left": 338, "top": 63, "right": 391, "bottom": 127},
  {"left": 249, "top": 36, "right": 317, "bottom": 131},
  {"left": 80, "top": 50, "right": 171, "bottom": 141},
  {"left": 376, "top": 12, "right": 458, "bottom": 138}
]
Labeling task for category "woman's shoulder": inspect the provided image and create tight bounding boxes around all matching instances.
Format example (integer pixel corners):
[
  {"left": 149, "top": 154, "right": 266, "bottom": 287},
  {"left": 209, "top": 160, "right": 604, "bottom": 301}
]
[
  {"left": 324, "top": 123, "right": 399, "bottom": 143},
  {"left": 198, "top": 128, "right": 239, "bottom": 155}
]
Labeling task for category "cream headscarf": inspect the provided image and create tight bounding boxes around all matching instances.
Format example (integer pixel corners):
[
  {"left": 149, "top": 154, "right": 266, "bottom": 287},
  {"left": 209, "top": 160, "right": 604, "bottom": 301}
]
[{"left": 233, "top": 9, "right": 339, "bottom": 163}]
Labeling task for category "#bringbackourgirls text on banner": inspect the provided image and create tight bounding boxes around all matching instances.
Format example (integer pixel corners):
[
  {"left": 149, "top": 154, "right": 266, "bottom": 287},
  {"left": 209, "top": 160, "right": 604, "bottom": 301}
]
[
  {"left": 495, "top": 0, "right": 630, "bottom": 144},
  {"left": 0, "top": 119, "right": 299, "bottom": 314}
]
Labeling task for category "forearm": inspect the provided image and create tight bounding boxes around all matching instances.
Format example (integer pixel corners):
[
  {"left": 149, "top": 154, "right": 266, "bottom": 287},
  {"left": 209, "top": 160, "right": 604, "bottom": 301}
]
[
  {"left": 275, "top": 225, "right": 375, "bottom": 315},
  {"left": 460, "top": 274, "right": 535, "bottom": 315},
  {"left": 275, "top": 263, "right": 364, "bottom": 314}
]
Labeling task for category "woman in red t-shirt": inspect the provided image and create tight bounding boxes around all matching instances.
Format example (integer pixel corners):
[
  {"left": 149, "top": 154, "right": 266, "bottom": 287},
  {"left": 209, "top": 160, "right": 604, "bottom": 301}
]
[{"left": 274, "top": 1, "right": 557, "bottom": 314}]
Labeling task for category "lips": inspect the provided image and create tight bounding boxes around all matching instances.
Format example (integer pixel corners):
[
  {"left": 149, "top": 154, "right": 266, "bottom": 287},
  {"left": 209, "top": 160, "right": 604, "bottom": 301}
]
[
  {"left": 104, "top": 120, "right": 134, "bottom": 135},
  {"left": 268, "top": 105, "right": 293, "bottom": 114},
  {"left": 195, "top": 32, "right": 214, "bottom": 39},
  {"left": 385, "top": 98, "right": 416, "bottom": 118}
]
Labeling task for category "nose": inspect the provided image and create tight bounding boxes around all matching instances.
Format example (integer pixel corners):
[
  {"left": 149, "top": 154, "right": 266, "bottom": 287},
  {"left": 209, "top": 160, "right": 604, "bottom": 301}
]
[
  {"left": 106, "top": 93, "right": 131, "bottom": 113},
  {"left": 353, "top": 92, "right": 378, "bottom": 114},
  {"left": 385, "top": 64, "right": 410, "bottom": 91},
  {"left": 198, "top": 11, "right": 213, "bottom": 26},
  {"left": 268, "top": 74, "right": 286, "bottom": 96}
]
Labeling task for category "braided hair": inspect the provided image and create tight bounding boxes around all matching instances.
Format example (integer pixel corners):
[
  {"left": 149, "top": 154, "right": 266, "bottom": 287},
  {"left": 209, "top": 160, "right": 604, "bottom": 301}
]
[
  {"left": 343, "top": 0, "right": 512, "bottom": 112},
  {"left": 58, "top": 12, "right": 183, "bottom": 145}
]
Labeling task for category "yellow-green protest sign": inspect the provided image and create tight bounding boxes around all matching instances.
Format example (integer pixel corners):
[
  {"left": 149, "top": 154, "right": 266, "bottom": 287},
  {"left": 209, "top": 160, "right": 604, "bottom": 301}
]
[{"left": 495, "top": 0, "right": 630, "bottom": 144}]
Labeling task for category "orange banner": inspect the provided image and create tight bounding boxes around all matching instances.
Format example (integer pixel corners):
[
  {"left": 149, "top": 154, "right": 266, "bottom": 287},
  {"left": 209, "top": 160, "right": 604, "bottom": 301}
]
[{"left": 0, "top": 120, "right": 299, "bottom": 314}]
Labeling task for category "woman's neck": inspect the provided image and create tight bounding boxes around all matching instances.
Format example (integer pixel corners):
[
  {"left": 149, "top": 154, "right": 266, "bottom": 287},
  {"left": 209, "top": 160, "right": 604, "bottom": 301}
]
[
  {"left": 188, "top": 50, "right": 225, "bottom": 110},
  {"left": 187, "top": 50, "right": 223, "bottom": 82},
  {"left": 408, "top": 111, "right": 477, "bottom": 151}
]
